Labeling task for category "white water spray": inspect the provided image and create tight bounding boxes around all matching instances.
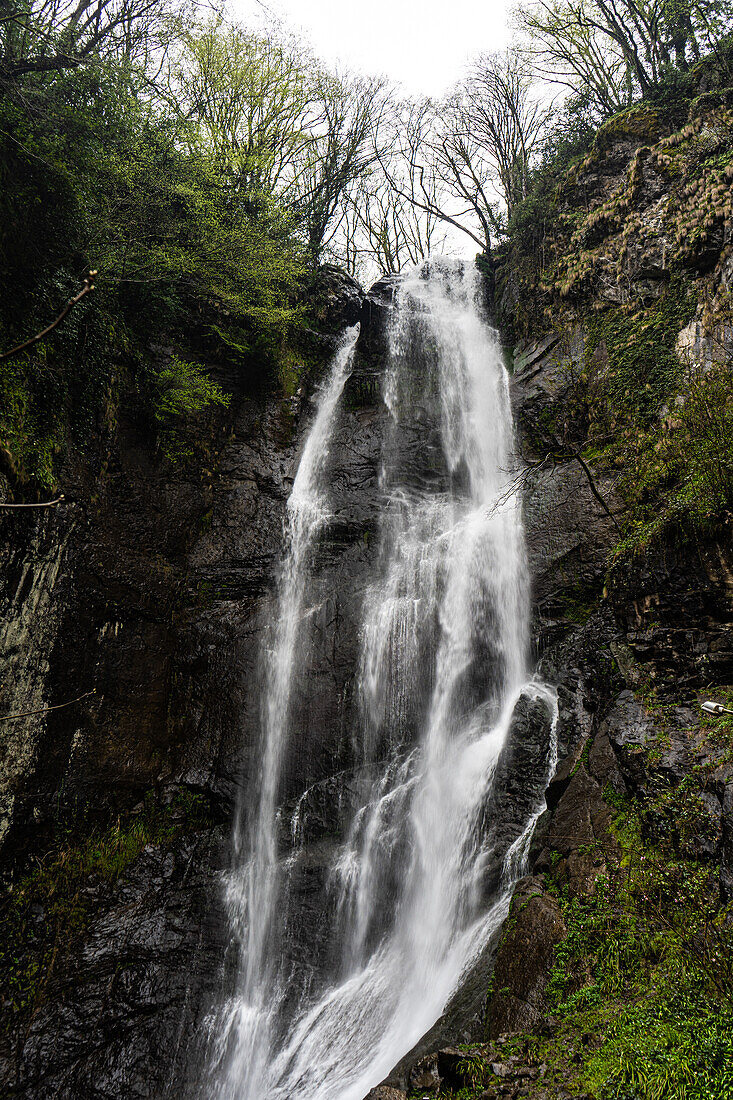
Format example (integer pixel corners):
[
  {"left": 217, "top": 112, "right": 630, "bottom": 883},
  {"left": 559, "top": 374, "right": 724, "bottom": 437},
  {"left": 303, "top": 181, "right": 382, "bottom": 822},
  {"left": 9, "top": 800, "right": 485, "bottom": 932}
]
[{"left": 208, "top": 262, "right": 556, "bottom": 1100}]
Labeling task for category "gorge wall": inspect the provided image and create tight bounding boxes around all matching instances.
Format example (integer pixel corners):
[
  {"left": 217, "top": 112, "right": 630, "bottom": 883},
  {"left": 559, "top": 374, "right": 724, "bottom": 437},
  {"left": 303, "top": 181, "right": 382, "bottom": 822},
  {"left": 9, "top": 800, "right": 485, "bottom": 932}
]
[
  {"left": 1, "top": 91, "right": 733, "bottom": 1100},
  {"left": 395, "top": 90, "right": 733, "bottom": 1099}
]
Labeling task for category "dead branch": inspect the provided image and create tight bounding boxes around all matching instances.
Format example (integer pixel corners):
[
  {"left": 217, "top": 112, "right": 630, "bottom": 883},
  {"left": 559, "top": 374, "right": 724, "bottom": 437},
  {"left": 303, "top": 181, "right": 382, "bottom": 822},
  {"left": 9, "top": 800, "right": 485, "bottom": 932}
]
[
  {"left": 0, "top": 495, "right": 65, "bottom": 509},
  {"left": 567, "top": 447, "right": 621, "bottom": 531},
  {"left": 0, "top": 689, "right": 96, "bottom": 724},
  {"left": 0, "top": 271, "right": 97, "bottom": 363},
  {"left": 487, "top": 448, "right": 621, "bottom": 531}
]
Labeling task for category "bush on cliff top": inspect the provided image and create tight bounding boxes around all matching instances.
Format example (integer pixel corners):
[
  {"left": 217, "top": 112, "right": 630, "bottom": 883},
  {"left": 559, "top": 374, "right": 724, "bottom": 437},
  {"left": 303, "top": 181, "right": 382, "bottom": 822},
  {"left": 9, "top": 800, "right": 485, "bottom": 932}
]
[{"left": 0, "top": 39, "right": 308, "bottom": 490}]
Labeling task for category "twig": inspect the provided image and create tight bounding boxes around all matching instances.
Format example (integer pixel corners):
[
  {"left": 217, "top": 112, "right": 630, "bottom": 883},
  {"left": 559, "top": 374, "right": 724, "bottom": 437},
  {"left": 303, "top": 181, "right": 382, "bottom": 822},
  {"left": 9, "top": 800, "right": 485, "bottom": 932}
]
[
  {"left": 0, "top": 271, "right": 97, "bottom": 363},
  {"left": 0, "top": 689, "right": 96, "bottom": 723},
  {"left": 0, "top": 495, "right": 65, "bottom": 509},
  {"left": 566, "top": 448, "right": 621, "bottom": 532},
  {"left": 497, "top": 446, "right": 622, "bottom": 532}
]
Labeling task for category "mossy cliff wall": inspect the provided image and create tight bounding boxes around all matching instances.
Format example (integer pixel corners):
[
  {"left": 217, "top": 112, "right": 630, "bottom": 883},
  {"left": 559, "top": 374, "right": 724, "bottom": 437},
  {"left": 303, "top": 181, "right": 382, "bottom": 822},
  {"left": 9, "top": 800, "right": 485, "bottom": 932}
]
[
  {"left": 376, "top": 93, "right": 733, "bottom": 1100},
  {"left": 0, "top": 268, "right": 363, "bottom": 1097}
]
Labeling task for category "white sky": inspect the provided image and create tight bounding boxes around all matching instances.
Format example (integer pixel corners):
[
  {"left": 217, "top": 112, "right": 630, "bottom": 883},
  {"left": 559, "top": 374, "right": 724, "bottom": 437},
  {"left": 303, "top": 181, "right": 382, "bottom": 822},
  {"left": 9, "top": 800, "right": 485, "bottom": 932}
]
[{"left": 231, "top": 0, "right": 513, "bottom": 97}]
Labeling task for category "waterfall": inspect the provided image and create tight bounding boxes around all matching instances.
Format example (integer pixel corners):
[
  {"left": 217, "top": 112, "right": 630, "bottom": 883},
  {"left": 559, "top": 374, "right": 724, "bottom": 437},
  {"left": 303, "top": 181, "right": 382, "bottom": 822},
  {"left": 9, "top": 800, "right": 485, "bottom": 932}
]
[{"left": 207, "top": 260, "right": 557, "bottom": 1100}]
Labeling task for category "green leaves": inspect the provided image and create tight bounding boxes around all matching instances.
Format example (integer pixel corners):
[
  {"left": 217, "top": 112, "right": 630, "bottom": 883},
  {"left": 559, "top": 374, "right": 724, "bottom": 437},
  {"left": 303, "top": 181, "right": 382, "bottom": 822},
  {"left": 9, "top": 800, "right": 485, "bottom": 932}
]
[
  {"left": 0, "top": 22, "right": 309, "bottom": 487},
  {"left": 153, "top": 356, "right": 229, "bottom": 421}
]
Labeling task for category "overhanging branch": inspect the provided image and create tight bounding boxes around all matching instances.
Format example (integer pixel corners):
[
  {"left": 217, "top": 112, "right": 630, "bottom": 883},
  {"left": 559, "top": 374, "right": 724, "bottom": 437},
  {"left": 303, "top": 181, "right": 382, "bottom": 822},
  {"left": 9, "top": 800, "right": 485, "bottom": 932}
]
[{"left": 0, "top": 270, "right": 97, "bottom": 363}]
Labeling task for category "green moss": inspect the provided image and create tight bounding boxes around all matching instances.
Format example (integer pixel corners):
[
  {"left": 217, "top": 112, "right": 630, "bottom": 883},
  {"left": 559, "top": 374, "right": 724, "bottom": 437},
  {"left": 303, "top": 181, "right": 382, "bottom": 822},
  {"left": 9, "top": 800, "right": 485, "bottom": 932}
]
[
  {"left": 612, "top": 358, "right": 733, "bottom": 558},
  {"left": 0, "top": 788, "right": 215, "bottom": 1035},
  {"left": 592, "top": 106, "right": 665, "bottom": 154},
  {"left": 276, "top": 344, "right": 304, "bottom": 399},
  {"left": 585, "top": 279, "right": 696, "bottom": 422}
]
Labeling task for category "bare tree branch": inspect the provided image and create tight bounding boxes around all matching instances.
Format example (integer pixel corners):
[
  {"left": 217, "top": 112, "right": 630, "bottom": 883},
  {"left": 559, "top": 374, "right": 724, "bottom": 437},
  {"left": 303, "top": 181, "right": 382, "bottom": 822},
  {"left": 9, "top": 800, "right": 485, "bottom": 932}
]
[
  {"left": 0, "top": 271, "right": 97, "bottom": 363},
  {"left": 0, "top": 689, "right": 96, "bottom": 724}
]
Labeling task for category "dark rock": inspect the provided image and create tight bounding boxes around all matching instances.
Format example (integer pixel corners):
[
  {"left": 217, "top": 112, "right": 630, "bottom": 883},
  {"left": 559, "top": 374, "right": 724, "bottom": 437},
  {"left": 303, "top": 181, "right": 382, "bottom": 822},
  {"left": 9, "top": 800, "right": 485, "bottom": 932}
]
[
  {"left": 476, "top": 693, "right": 558, "bottom": 898},
  {"left": 351, "top": 275, "right": 401, "bottom": 399},
  {"left": 485, "top": 877, "right": 566, "bottom": 1037},
  {"left": 600, "top": 690, "right": 698, "bottom": 796},
  {"left": 545, "top": 734, "right": 590, "bottom": 812},
  {"left": 409, "top": 1051, "right": 441, "bottom": 1093},
  {"left": 600, "top": 691, "right": 660, "bottom": 791},
  {"left": 546, "top": 767, "right": 615, "bottom": 894},
  {"left": 308, "top": 265, "right": 364, "bottom": 334},
  {"left": 0, "top": 830, "right": 229, "bottom": 1099},
  {"left": 608, "top": 539, "right": 733, "bottom": 696},
  {"left": 587, "top": 729, "right": 626, "bottom": 794}
]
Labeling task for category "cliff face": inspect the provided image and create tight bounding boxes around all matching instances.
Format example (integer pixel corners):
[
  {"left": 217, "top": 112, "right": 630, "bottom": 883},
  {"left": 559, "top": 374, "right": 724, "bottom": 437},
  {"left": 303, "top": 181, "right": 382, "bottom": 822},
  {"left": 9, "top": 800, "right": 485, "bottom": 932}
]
[
  {"left": 1, "top": 99, "right": 732, "bottom": 1099},
  {"left": 389, "top": 95, "right": 733, "bottom": 1100},
  {"left": 0, "top": 270, "right": 366, "bottom": 1096}
]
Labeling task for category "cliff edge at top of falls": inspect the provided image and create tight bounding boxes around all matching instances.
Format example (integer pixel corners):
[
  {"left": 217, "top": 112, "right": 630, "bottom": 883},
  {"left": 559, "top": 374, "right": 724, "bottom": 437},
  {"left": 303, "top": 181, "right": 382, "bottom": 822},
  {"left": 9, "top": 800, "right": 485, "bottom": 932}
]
[{"left": 367, "top": 90, "right": 733, "bottom": 1100}]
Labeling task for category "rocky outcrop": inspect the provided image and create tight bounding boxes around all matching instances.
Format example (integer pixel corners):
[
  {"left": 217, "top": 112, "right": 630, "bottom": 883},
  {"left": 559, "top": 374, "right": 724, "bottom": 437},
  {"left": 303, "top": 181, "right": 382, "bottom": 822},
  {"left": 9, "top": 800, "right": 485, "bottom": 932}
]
[
  {"left": 7, "top": 830, "right": 228, "bottom": 1100},
  {"left": 484, "top": 877, "right": 565, "bottom": 1037}
]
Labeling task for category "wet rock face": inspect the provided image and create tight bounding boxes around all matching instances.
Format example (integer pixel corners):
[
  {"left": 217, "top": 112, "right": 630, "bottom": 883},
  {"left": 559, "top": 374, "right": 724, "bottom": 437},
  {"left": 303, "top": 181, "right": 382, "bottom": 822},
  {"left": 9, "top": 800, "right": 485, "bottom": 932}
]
[
  {"left": 366, "top": 1087, "right": 407, "bottom": 1100},
  {"left": 0, "top": 273, "right": 373, "bottom": 855},
  {"left": 485, "top": 877, "right": 565, "bottom": 1038},
  {"left": 0, "top": 388, "right": 288, "bottom": 857},
  {"left": 0, "top": 272, "right": 371, "bottom": 1096},
  {"left": 1, "top": 831, "right": 230, "bottom": 1100},
  {"left": 0, "top": 384, "right": 295, "bottom": 1096},
  {"left": 476, "top": 693, "right": 558, "bottom": 899},
  {"left": 511, "top": 323, "right": 733, "bottom": 695},
  {"left": 0, "top": 509, "right": 74, "bottom": 849},
  {"left": 510, "top": 339, "right": 620, "bottom": 656}
]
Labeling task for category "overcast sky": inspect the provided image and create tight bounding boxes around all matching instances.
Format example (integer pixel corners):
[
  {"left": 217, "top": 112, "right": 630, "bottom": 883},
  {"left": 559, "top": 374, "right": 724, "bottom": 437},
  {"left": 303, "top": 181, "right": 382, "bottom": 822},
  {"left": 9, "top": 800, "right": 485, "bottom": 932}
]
[{"left": 231, "top": 0, "right": 513, "bottom": 97}]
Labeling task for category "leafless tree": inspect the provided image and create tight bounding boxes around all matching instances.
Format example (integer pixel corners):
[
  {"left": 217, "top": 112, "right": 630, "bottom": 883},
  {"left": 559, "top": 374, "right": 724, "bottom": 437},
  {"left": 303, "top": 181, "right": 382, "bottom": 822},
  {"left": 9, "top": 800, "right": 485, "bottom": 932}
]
[
  {"left": 290, "top": 69, "right": 387, "bottom": 261},
  {"left": 462, "top": 51, "right": 551, "bottom": 215},
  {"left": 517, "top": 0, "right": 733, "bottom": 116},
  {"left": 375, "top": 95, "right": 493, "bottom": 256},
  {"left": 335, "top": 97, "right": 448, "bottom": 276},
  {"left": 376, "top": 52, "right": 547, "bottom": 257},
  {"left": 0, "top": 0, "right": 190, "bottom": 80}
]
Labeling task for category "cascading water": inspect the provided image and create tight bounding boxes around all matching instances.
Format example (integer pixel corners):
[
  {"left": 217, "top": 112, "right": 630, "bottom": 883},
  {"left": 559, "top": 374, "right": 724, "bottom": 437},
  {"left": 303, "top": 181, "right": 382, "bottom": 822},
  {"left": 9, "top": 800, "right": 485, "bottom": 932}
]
[{"left": 206, "top": 260, "right": 557, "bottom": 1100}]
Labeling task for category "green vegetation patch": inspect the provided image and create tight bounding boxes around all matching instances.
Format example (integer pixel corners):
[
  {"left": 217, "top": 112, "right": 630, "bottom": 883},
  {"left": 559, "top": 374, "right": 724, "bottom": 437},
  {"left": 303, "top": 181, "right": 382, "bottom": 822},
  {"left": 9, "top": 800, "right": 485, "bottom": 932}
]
[
  {"left": 0, "top": 788, "right": 215, "bottom": 1035},
  {"left": 612, "top": 358, "right": 733, "bottom": 557},
  {"left": 584, "top": 279, "right": 697, "bottom": 422},
  {"left": 536, "top": 784, "right": 733, "bottom": 1100}
]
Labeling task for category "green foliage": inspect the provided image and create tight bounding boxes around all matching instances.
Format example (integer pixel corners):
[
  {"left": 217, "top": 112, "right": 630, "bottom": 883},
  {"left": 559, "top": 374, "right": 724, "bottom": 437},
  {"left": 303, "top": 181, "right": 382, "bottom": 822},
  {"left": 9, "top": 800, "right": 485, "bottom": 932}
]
[
  {"left": 585, "top": 280, "right": 696, "bottom": 422},
  {"left": 614, "top": 359, "right": 733, "bottom": 555},
  {"left": 454, "top": 1052, "right": 490, "bottom": 1091},
  {"left": 151, "top": 356, "right": 230, "bottom": 462},
  {"left": 153, "top": 357, "right": 229, "bottom": 421},
  {"left": 0, "top": 788, "right": 214, "bottom": 1034},
  {"left": 538, "top": 802, "right": 733, "bottom": 1100},
  {"left": 0, "top": 31, "right": 308, "bottom": 490}
]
